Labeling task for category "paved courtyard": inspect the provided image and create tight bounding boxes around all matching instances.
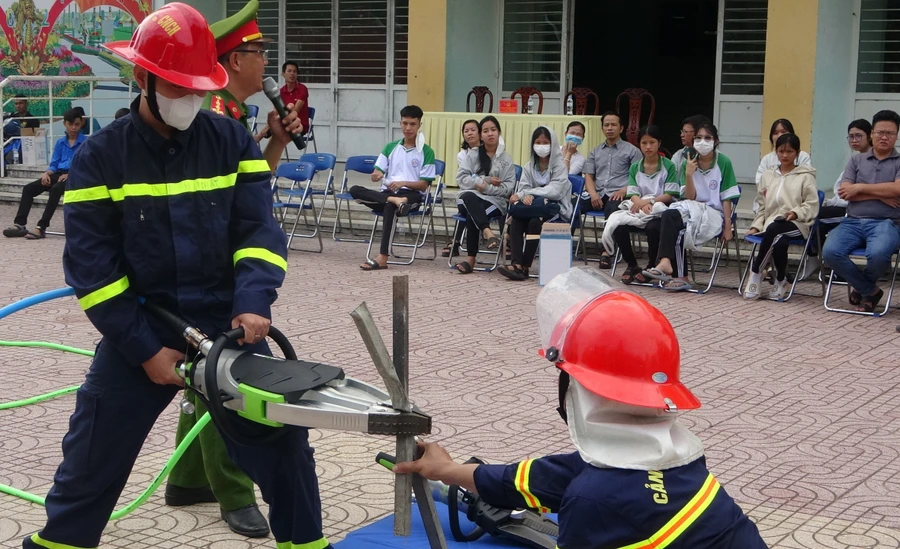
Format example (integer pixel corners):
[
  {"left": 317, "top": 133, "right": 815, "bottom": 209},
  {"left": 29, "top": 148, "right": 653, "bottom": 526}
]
[{"left": 1, "top": 203, "right": 899, "bottom": 548}]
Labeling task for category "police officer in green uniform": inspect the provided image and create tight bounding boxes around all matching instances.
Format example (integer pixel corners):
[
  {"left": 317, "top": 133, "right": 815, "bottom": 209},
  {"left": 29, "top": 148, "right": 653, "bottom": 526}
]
[{"left": 165, "top": 0, "right": 302, "bottom": 538}]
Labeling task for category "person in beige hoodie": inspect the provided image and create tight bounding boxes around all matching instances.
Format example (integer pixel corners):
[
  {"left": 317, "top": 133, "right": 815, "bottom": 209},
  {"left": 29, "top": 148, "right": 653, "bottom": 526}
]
[{"left": 743, "top": 133, "right": 819, "bottom": 300}]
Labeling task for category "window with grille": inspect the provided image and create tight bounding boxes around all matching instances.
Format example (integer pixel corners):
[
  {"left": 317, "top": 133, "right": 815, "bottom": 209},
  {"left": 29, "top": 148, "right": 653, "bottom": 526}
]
[
  {"left": 719, "top": 0, "right": 768, "bottom": 95},
  {"left": 225, "top": 0, "right": 280, "bottom": 79},
  {"left": 857, "top": 0, "right": 900, "bottom": 93},
  {"left": 338, "top": 0, "right": 387, "bottom": 85},
  {"left": 394, "top": 0, "right": 409, "bottom": 85},
  {"left": 285, "top": 0, "right": 332, "bottom": 84},
  {"left": 502, "top": 0, "right": 563, "bottom": 93}
]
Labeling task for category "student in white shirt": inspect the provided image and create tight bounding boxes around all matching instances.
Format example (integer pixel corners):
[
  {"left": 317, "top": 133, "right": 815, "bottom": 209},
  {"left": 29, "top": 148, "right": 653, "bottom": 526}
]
[
  {"left": 562, "top": 120, "right": 586, "bottom": 175},
  {"left": 442, "top": 119, "right": 482, "bottom": 258},
  {"left": 755, "top": 118, "right": 812, "bottom": 185},
  {"left": 671, "top": 115, "right": 710, "bottom": 175}
]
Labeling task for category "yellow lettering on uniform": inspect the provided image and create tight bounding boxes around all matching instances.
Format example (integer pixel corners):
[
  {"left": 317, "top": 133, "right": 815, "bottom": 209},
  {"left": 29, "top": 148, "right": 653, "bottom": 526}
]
[
  {"left": 645, "top": 470, "right": 668, "bottom": 504},
  {"left": 653, "top": 492, "right": 669, "bottom": 505},
  {"left": 648, "top": 471, "right": 664, "bottom": 484},
  {"left": 156, "top": 15, "right": 181, "bottom": 37}
]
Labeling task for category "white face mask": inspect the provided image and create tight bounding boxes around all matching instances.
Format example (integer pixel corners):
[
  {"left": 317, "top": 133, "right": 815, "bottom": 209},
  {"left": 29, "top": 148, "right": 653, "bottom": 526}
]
[
  {"left": 693, "top": 139, "right": 715, "bottom": 157},
  {"left": 533, "top": 144, "right": 552, "bottom": 158},
  {"left": 153, "top": 91, "right": 204, "bottom": 131}
]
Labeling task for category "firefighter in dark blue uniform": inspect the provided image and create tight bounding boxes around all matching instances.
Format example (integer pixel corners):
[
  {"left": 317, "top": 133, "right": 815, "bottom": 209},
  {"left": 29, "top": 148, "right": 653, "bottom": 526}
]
[
  {"left": 22, "top": 4, "right": 329, "bottom": 549},
  {"left": 396, "top": 271, "right": 770, "bottom": 549}
]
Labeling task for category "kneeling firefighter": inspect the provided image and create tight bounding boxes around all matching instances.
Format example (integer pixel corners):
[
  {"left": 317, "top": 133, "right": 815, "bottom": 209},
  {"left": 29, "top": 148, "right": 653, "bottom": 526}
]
[
  {"left": 395, "top": 269, "right": 770, "bottom": 549},
  {"left": 24, "top": 4, "right": 329, "bottom": 549}
]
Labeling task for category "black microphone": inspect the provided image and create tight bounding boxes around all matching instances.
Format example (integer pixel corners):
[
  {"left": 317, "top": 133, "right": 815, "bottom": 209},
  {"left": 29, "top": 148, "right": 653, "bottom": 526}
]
[{"left": 262, "top": 76, "right": 306, "bottom": 151}]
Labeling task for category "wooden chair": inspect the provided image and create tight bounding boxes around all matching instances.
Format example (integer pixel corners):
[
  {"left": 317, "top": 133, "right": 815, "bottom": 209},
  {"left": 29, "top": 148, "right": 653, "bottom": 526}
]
[
  {"left": 510, "top": 87, "right": 543, "bottom": 114},
  {"left": 466, "top": 86, "right": 494, "bottom": 113},
  {"left": 564, "top": 87, "right": 600, "bottom": 116},
  {"left": 615, "top": 88, "right": 656, "bottom": 146}
]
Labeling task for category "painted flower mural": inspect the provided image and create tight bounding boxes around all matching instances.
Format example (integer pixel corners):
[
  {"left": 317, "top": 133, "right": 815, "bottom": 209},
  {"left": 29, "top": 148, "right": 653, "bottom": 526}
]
[{"left": 0, "top": 0, "right": 148, "bottom": 116}]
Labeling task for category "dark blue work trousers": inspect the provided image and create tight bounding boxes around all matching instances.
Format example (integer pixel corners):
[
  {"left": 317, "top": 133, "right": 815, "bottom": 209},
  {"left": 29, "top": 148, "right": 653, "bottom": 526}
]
[{"left": 24, "top": 338, "right": 329, "bottom": 549}]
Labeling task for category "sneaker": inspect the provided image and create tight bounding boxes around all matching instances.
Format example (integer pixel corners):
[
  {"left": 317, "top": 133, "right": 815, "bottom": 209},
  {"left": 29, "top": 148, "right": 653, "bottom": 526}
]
[
  {"left": 767, "top": 279, "right": 788, "bottom": 301},
  {"left": 3, "top": 224, "right": 27, "bottom": 238},
  {"left": 743, "top": 271, "right": 763, "bottom": 300}
]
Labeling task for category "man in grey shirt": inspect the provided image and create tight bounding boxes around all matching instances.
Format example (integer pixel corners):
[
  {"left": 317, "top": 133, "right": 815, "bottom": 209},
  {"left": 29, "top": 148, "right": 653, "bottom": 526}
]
[
  {"left": 822, "top": 109, "right": 900, "bottom": 313},
  {"left": 579, "top": 111, "right": 640, "bottom": 267}
]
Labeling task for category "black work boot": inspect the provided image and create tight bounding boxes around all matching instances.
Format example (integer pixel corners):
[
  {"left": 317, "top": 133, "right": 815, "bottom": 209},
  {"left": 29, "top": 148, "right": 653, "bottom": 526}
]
[{"left": 222, "top": 503, "right": 270, "bottom": 538}]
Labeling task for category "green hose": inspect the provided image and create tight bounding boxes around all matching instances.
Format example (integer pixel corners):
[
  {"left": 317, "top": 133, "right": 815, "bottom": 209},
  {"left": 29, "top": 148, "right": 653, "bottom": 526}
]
[{"left": 0, "top": 339, "right": 211, "bottom": 519}]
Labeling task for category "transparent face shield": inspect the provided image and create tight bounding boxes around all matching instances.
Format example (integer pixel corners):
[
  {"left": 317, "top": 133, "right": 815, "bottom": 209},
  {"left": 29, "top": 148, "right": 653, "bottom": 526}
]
[{"left": 536, "top": 268, "right": 624, "bottom": 362}]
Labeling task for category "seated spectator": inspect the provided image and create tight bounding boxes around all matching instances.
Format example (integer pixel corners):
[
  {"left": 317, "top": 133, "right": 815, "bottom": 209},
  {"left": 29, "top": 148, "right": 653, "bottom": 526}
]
[
  {"left": 743, "top": 133, "right": 819, "bottom": 300},
  {"left": 349, "top": 105, "right": 435, "bottom": 270},
  {"left": 822, "top": 109, "right": 900, "bottom": 313},
  {"left": 3, "top": 95, "right": 37, "bottom": 138},
  {"left": 71, "top": 107, "right": 102, "bottom": 135},
  {"left": 442, "top": 118, "right": 481, "bottom": 258},
  {"left": 498, "top": 126, "right": 572, "bottom": 281},
  {"left": 643, "top": 122, "right": 740, "bottom": 291},
  {"left": 755, "top": 118, "right": 811, "bottom": 185},
  {"left": 607, "top": 125, "right": 681, "bottom": 285},
  {"left": 822, "top": 119, "right": 872, "bottom": 221},
  {"left": 454, "top": 115, "right": 516, "bottom": 274},
  {"left": 670, "top": 115, "right": 710, "bottom": 174},
  {"left": 561, "top": 120, "right": 586, "bottom": 175},
  {"left": 579, "top": 111, "right": 640, "bottom": 268},
  {"left": 114, "top": 107, "right": 130, "bottom": 120},
  {"left": 255, "top": 60, "right": 310, "bottom": 143},
  {"left": 3, "top": 108, "right": 86, "bottom": 239}
]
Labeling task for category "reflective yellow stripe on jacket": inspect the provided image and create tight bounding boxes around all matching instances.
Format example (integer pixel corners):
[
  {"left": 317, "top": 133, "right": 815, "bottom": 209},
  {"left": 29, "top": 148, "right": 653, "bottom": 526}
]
[
  {"left": 64, "top": 160, "right": 270, "bottom": 204},
  {"left": 515, "top": 459, "right": 551, "bottom": 514},
  {"left": 234, "top": 247, "right": 287, "bottom": 272},
  {"left": 275, "top": 537, "right": 329, "bottom": 549},
  {"left": 617, "top": 473, "right": 721, "bottom": 549},
  {"left": 78, "top": 276, "right": 130, "bottom": 311}
]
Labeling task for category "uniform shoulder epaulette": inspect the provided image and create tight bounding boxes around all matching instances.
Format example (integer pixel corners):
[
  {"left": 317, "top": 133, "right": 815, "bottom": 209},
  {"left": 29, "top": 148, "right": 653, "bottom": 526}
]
[{"left": 209, "top": 95, "right": 226, "bottom": 115}]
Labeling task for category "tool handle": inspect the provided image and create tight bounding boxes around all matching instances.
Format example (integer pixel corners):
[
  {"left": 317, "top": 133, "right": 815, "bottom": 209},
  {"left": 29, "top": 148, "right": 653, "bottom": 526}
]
[{"left": 376, "top": 452, "right": 396, "bottom": 471}]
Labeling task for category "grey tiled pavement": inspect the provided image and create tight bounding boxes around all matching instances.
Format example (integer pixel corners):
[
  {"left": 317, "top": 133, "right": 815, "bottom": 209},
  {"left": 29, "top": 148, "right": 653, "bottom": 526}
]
[{"left": 1, "top": 203, "right": 899, "bottom": 548}]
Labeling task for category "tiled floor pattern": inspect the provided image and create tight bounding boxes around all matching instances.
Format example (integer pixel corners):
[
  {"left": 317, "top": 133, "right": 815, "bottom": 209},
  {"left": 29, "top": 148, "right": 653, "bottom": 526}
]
[{"left": 0, "top": 204, "right": 899, "bottom": 548}]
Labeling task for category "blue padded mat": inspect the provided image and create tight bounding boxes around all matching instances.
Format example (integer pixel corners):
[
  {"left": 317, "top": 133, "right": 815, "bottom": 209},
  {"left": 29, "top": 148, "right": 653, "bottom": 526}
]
[{"left": 334, "top": 502, "right": 558, "bottom": 549}]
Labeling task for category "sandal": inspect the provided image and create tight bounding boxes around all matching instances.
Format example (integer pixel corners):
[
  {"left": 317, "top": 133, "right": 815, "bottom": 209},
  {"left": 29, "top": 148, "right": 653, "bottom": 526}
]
[
  {"left": 485, "top": 236, "right": 501, "bottom": 251},
  {"left": 397, "top": 202, "right": 412, "bottom": 217},
  {"left": 642, "top": 267, "right": 673, "bottom": 282},
  {"left": 598, "top": 254, "right": 613, "bottom": 270},
  {"left": 3, "top": 224, "right": 27, "bottom": 238},
  {"left": 455, "top": 261, "right": 474, "bottom": 274},
  {"left": 663, "top": 279, "right": 694, "bottom": 292},
  {"left": 498, "top": 264, "right": 528, "bottom": 281},
  {"left": 848, "top": 288, "right": 862, "bottom": 306},
  {"left": 634, "top": 269, "right": 651, "bottom": 284},
  {"left": 441, "top": 242, "right": 460, "bottom": 258},
  {"left": 360, "top": 259, "right": 387, "bottom": 271},
  {"left": 856, "top": 288, "right": 884, "bottom": 313},
  {"left": 24, "top": 228, "right": 45, "bottom": 240},
  {"left": 620, "top": 265, "right": 642, "bottom": 285}
]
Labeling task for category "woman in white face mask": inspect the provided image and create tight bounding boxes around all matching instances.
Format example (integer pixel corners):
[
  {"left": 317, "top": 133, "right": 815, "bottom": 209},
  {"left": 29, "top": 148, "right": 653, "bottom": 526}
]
[
  {"left": 643, "top": 122, "right": 741, "bottom": 291},
  {"left": 393, "top": 271, "right": 769, "bottom": 549},
  {"left": 498, "top": 126, "right": 572, "bottom": 281},
  {"left": 562, "top": 120, "right": 586, "bottom": 175}
]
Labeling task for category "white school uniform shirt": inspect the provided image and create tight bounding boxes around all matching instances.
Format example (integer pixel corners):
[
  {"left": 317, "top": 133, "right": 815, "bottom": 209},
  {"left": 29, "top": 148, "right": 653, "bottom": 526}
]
[
  {"left": 375, "top": 139, "right": 436, "bottom": 193},
  {"left": 679, "top": 152, "right": 741, "bottom": 213}
]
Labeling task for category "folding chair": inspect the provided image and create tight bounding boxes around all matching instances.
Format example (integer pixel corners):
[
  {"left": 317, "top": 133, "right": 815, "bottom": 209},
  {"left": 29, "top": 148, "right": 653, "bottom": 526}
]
[
  {"left": 332, "top": 155, "right": 378, "bottom": 242},
  {"left": 272, "top": 161, "right": 323, "bottom": 253},
  {"left": 365, "top": 176, "right": 444, "bottom": 266},
  {"left": 526, "top": 174, "right": 586, "bottom": 279},
  {"left": 685, "top": 193, "right": 741, "bottom": 294},
  {"left": 738, "top": 191, "right": 825, "bottom": 302},
  {"left": 306, "top": 107, "right": 317, "bottom": 153},
  {"left": 298, "top": 152, "right": 336, "bottom": 227},
  {"left": 575, "top": 206, "right": 605, "bottom": 265},
  {"left": 247, "top": 104, "right": 259, "bottom": 134},
  {"left": 823, "top": 245, "right": 900, "bottom": 317}
]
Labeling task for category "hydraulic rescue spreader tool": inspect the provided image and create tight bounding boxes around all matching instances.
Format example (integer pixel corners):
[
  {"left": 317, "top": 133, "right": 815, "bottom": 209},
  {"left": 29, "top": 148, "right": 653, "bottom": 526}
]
[{"left": 140, "top": 300, "right": 432, "bottom": 445}]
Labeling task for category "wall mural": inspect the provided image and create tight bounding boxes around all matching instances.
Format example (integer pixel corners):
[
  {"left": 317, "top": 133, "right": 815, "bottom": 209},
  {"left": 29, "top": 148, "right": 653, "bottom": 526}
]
[{"left": 0, "top": 0, "right": 148, "bottom": 116}]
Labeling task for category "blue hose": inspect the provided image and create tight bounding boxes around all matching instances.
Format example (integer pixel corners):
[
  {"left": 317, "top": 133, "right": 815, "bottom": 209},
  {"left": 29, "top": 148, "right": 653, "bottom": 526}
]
[{"left": 0, "top": 287, "right": 76, "bottom": 321}]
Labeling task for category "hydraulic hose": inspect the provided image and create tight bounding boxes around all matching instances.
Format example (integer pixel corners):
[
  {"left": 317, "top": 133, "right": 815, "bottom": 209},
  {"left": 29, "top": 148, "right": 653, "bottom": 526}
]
[{"left": 0, "top": 287, "right": 214, "bottom": 520}]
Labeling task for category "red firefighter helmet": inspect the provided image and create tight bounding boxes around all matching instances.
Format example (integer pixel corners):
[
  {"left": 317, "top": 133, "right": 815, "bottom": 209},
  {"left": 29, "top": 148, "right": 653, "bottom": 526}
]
[
  {"left": 104, "top": 3, "right": 228, "bottom": 91},
  {"left": 546, "top": 290, "right": 700, "bottom": 412}
]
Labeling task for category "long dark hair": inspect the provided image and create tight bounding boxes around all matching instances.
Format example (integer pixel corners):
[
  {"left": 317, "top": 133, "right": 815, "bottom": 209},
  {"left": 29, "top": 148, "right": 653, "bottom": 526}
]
[
  {"left": 460, "top": 119, "right": 480, "bottom": 150},
  {"left": 477, "top": 115, "right": 501, "bottom": 176},
  {"left": 696, "top": 122, "right": 720, "bottom": 151},
  {"left": 848, "top": 118, "right": 873, "bottom": 147},
  {"left": 768, "top": 118, "right": 795, "bottom": 145},
  {"left": 530, "top": 126, "right": 552, "bottom": 167}
]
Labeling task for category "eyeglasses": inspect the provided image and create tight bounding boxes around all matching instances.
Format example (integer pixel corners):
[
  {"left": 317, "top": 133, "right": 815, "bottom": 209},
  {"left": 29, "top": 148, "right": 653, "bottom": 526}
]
[
  {"left": 235, "top": 49, "right": 268, "bottom": 62},
  {"left": 873, "top": 130, "right": 898, "bottom": 139},
  {"left": 847, "top": 134, "right": 866, "bottom": 142}
]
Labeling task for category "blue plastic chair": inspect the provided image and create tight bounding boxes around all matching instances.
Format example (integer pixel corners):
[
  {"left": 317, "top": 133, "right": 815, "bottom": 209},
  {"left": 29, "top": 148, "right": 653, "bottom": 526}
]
[
  {"left": 332, "top": 155, "right": 378, "bottom": 242},
  {"left": 514, "top": 164, "right": 523, "bottom": 183},
  {"left": 247, "top": 104, "right": 259, "bottom": 134},
  {"left": 365, "top": 160, "right": 445, "bottom": 265},
  {"left": 297, "top": 152, "right": 336, "bottom": 226},
  {"left": 306, "top": 106, "right": 317, "bottom": 153},
  {"left": 272, "top": 161, "right": 322, "bottom": 252},
  {"left": 739, "top": 190, "right": 825, "bottom": 302}
]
